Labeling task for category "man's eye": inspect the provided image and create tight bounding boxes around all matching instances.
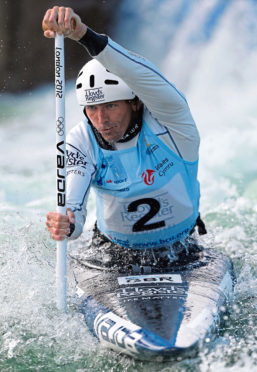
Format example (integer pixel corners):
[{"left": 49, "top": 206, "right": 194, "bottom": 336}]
[
  {"left": 87, "top": 106, "right": 96, "bottom": 111},
  {"left": 107, "top": 103, "right": 115, "bottom": 109}
]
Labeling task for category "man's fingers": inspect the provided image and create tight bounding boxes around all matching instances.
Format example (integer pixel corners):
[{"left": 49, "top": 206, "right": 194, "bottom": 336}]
[
  {"left": 49, "top": 6, "right": 59, "bottom": 28},
  {"left": 42, "top": 9, "right": 52, "bottom": 31},
  {"left": 42, "top": 7, "right": 58, "bottom": 31},
  {"left": 46, "top": 222, "right": 70, "bottom": 241},
  {"left": 64, "top": 7, "right": 74, "bottom": 31},
  {"left": 44, "top": 30, "right": 55, "bottom": 38},
  {"left": 47, "top": 220, "right": 69, "bottom": 230},
  {"left": 50, "top": 230, "right": 69, "bottom": 241},
  {"left": 46, "top": 211, "right": 69, "bottom": 229},
  {"left": 42, "top": 6, "right": 62, "bottom": 34},
  {"left": 46, "top": 210, "right": 74, "bottom": 241},
  {"left": 47, "top": 211, "right": 69, "bottom": 221},
  {"left": 43, "top": 6, "right": 86, "bottom": 40},
  {"left": 47, "top": 215, "right": 69, "bottom": 228},
  {"left": 51, "top": 219, "right": 71, "bottom": 239},
  {"left": 57, "top": 7, "right": 66, "bottom": 34},
  {"left": 51, "top": 225, "right": 70, "bottom": 235},
  {"left": 42, "top": 6, "right": 77, "bottom": 37}
]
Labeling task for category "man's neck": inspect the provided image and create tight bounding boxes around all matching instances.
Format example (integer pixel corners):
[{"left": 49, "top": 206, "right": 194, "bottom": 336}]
[{"left": 90, "top": 107, "right": 143, "bottom": 150}]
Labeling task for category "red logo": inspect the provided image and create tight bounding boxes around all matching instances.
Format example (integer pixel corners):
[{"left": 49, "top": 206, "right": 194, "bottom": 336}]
[{"left": 142, "top": 169, "right": 155, "bottom": 185}]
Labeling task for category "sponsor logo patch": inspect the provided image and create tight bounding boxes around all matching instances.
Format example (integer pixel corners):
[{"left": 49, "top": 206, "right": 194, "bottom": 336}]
[
  {"left": 106, "top": 178, "right": 127, "bottom": 185},
  {"left": 117, "top": 285, "right": 187, "bottom": 299},
  {"left": 141, "top": 169, "right": 155, "bottom": 185},
  {"left": 67, "top": 169, "right": 85, "bottom": 177},
  {"left": 154, "top": 158, "right": 174, "bottom": 176},
  {"left": 94, "top": 312, "right": 142, "bottom": 355},
  {"left": 146, "top": 143, "right": 159, "bottom": 155},
  {"left": 143, "top": 138, "right": 159, "bottom": 155},
  {"left": 85, "top": 87, "right": 105, "bottom": 103},
  {"left": 66, "top": 149, "right": 87, "bottom": 169},
  {"left": 118, "top": 274, "right": 182, "bottom": 285}
]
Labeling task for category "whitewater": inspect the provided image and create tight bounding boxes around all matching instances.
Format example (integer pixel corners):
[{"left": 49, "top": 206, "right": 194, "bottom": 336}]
[{"left": 0, "top": 0, "right": 257, "bottom": 370}]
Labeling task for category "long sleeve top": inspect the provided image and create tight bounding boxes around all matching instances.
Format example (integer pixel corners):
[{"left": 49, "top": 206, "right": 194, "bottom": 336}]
[{"left": 66, "top": 29, "right": 200, "bottom": 239}]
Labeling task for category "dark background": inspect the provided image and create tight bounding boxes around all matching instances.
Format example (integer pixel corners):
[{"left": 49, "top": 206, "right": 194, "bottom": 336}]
[{"left": 0, "top": 0, "right": 120, "bottom": 93}]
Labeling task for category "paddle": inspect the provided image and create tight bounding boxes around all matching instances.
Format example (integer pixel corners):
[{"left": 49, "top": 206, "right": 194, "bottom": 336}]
[{"left": 55, "top": 33, "right": 67, "bottom": 312}]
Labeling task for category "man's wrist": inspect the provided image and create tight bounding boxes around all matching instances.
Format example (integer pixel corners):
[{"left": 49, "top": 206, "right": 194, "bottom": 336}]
[
  {"left": 71, "top": 23, "right": 88, "bottom": 41},
  {"left": 77, "top": 27, "right": 108, "bottom": 56},
  {"left": 67, "top": 223, "right": 75, "bottom": 237}
]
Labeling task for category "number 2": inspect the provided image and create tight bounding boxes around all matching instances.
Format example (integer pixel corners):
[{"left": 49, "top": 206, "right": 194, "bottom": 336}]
[{"left": 127, "top": 198, "right": 166, "bottom": 232}]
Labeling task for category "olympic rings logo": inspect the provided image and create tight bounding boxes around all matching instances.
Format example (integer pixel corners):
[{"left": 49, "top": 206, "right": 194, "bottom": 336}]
[{"left": 56, "top": 116, "right": 64, "bottom": 136}]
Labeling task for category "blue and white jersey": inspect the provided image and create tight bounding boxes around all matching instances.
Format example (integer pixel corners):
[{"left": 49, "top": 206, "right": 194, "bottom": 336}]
[
  {"left": 66, "top": 36, "right": 200, "bottom": 245},
  {"left": 88, "top": 118, "right": 199, "bottom": 249}
]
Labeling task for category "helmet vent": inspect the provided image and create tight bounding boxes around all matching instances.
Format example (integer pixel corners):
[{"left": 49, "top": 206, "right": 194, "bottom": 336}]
[
  {"left": 78, "top": 71, "right": 83, "bottom": 77},
  {"left": 90, "top": 75, "right": 95, "bottom": 88},
  {"left": 76, "top": 83, "right": 82, "bottom": 89},
  {"left": 105, "top": 79, "right": 119, "bottom": 85}
]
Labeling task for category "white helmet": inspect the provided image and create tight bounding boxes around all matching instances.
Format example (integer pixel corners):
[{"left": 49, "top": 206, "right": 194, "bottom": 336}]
[{"left": 76, "top": 59, "right": 135, "bottom": 106}]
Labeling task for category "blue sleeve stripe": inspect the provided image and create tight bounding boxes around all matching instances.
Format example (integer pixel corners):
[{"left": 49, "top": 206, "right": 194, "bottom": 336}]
[
  {"left": 108, "top": 42, "right": 188, "bottom": 105},
  {"left": 156, "top": 130, "right": 169, "bottom": 136},
  {"left": 80, "top": 170, "right": 96, "bottom": 209},
  {"left": 155, "top": 128, "right": 183, "bottom": 159},
  {"left": 165, "top": 128, "right": 183, "bottom": 159}
]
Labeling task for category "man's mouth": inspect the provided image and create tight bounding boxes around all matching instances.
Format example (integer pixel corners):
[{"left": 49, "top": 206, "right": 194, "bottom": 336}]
[{"left": 100, "top": 126, "right": 114, "bottom": 135}]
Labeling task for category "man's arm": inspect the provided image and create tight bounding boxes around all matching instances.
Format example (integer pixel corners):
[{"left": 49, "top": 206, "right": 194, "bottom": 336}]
[
  {"left": 65, "top": 123, "right": 97, "bottom": 240},
  {"left": 42, "top": 6, "right": 192, "bottom": 126},
  {"left": 42, "top": 6, "right": 199, "bottom": 161},
  {"left": 43, "top": 6, "right": 89, "bottom": 241},
  {"left": 46, "top": 121, "right": 96, "bottom": 241},
  {"left": 78, "top": 32, "right": 200, "bottom": 161}
]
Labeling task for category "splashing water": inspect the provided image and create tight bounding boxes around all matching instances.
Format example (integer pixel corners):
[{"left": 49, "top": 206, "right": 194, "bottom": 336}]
[{"left": 1, "top": 0, "right": 257, "bottom": 370}]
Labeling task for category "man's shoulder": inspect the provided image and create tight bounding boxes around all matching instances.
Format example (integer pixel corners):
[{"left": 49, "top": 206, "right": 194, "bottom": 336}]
[
  {"left": 67, "top": 119, "right": 91, "bottom": 144},
  {"left": 143, "top": 107, "right": 167, "bottom": 135},
  {"left": 67, "top": 120, "right": 96, "bottom": 161},
  {"left": 68, "top": 119, "right": 88, "bottom": 135}
]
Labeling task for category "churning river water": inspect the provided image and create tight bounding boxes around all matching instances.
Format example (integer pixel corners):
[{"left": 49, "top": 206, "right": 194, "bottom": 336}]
[{"left": 0, "top": 0, "right": 257, "bottom": 371}]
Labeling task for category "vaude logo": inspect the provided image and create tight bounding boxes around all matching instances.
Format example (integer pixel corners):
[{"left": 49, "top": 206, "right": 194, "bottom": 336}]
[
  {"left": 56, "top": 141, "right": 65, "bottom": 207},
  {"left": 85, "top": 88, "right": 104, "bottom": 103}
]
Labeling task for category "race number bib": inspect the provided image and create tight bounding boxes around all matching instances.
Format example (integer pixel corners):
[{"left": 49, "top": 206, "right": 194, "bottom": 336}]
[{"left": 103, "top": 173, "right": 193, "bottom": 235}]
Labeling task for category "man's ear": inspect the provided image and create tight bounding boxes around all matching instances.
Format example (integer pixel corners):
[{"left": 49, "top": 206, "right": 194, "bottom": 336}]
[{"left": 131, "top": 100, "right": 142, "bottom": 112}]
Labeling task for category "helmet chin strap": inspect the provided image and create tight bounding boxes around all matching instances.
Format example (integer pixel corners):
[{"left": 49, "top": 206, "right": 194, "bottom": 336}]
[
  {"left": 117, "top": 106, "right": 143, "bottom": 143},
  {"left": 84, "top": 106, "right": 143, "bottom": 150}
]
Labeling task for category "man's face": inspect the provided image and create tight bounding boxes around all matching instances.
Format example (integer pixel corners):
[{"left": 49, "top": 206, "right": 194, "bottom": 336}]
[{"left": 85, "top": 100, "right": 137, "bottom": 142}]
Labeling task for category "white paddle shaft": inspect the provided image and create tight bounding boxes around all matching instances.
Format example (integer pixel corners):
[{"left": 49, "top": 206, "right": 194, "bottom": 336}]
[{"left": 55, "top": 34, "right": 67, "bottom": 312}]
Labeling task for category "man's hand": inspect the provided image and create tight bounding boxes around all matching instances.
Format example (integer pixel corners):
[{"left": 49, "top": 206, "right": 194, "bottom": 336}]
[
  {"left": 46, "top": 208, "right": 75, "bottom": 241},
  {"left": 42, "top": 6, "right": 87, "bottom": 41}
]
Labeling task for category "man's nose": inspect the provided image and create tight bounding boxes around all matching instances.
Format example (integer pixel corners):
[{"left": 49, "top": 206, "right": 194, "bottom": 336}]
[{"left": 96, "top": 107, "right": 108, "bottom": 124}]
